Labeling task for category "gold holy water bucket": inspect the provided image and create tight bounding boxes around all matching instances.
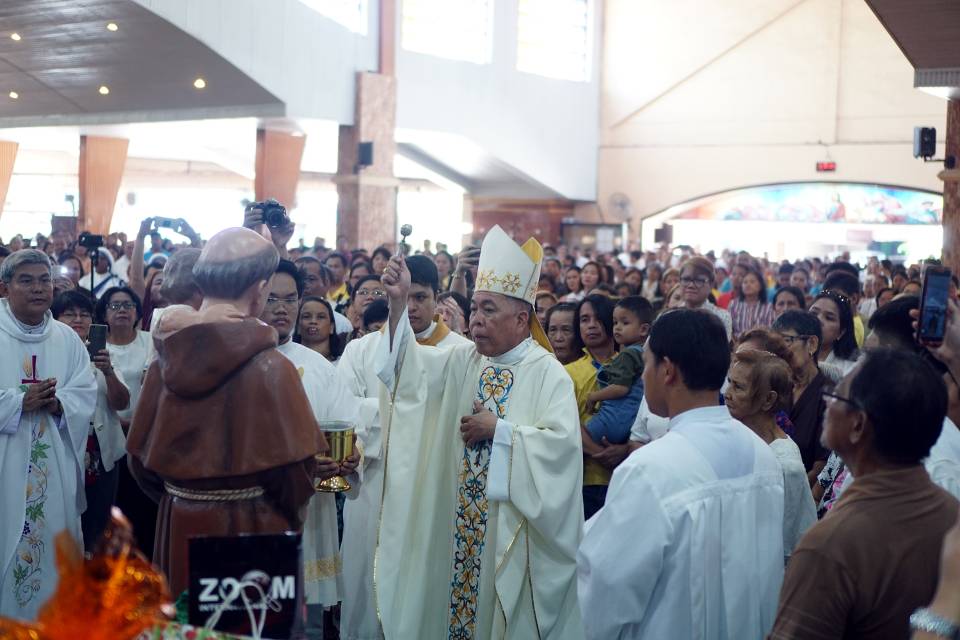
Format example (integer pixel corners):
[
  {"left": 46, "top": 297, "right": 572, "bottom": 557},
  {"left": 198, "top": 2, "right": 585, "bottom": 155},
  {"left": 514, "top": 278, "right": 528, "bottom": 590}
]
[{"left": 315, "top": 420, "right": 355, "bottom": 493}]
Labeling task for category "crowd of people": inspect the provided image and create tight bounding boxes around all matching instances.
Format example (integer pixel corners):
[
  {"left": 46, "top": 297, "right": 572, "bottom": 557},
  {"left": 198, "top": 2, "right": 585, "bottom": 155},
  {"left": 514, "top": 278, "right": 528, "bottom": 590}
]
[{"left": 2, "top": 212, "right": 960, "bottom": 640}]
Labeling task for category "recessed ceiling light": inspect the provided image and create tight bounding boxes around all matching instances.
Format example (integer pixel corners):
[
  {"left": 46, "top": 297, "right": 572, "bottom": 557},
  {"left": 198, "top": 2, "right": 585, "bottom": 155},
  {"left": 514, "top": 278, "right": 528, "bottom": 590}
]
[
  {"left": 10, "top": 33, "right": 21, "bottom": 41},
  {"left": 193, "top": 77, "right": 207, "bottom": 89},
  {"left": 8, "top": 91, "right": 19, "bottom": 100},
  {"left": 98, "top": 85, "right": 110, "bottom": 95},
  {"left": 106, "top": 22, "right": 118, "bottom": 32}
]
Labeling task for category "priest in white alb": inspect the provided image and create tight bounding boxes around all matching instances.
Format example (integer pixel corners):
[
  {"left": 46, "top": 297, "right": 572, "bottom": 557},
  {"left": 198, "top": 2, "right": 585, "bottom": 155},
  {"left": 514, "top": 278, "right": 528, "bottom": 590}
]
[
  {"left": 0, "top": 250, "right": 96, "bottom": 620},
  {"left": 338, "top": 254, "right": 469, "bottom": 640},
  {"left": 374, "top": 226, "right": 584, "bottom": 639}
]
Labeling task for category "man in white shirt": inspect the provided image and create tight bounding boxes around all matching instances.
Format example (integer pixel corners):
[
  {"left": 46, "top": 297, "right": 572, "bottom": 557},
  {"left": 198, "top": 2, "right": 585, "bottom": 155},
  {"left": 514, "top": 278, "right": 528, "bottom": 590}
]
[{"left": 577, "top": 308, "right": 784, "bottom": 639}]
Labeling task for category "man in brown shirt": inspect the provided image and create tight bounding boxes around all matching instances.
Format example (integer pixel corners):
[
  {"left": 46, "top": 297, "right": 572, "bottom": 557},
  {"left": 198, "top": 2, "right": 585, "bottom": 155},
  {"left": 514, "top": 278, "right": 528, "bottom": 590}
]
[{"left": 770, "top": 348, "right": 959, "bottom": 639}]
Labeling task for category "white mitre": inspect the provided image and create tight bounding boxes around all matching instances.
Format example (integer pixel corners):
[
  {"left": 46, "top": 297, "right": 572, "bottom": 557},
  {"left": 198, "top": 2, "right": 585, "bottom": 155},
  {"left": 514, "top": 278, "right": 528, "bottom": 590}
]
[{"left": 474, "top": 224, "right": 552, "bottom": 351}]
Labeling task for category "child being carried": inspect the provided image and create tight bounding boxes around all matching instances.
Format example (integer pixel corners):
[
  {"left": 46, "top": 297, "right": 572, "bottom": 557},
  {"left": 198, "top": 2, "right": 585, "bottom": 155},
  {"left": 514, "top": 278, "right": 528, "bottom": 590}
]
[{"left": 586, "top": 296, "right": 654, "bottom": 445}]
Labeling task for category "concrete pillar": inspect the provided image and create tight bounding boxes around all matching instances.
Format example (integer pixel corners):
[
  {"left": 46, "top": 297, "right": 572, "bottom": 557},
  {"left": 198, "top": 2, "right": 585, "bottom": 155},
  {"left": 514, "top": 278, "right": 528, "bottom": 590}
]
[
  {"left": 943, "top": 100, "right": 960, "bottom": 273},
  {"left": 334, "top": 72, "right": 399, "bottom": 250},
  {"left": 254, "top": 129, "right": 306, "bottom": 208},
  {"left": 78, "top": 135, "right": 128, "bottom": 235},
  {"left": 0, "top": 141, "right": 18, "bottom": 222}
]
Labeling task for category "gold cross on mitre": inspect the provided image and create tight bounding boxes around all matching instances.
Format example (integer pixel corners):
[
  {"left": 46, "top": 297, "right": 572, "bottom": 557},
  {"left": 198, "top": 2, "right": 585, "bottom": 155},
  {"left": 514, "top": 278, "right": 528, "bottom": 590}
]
[{"left": 474, "top": 225, "right": 552, "bottom": 351}]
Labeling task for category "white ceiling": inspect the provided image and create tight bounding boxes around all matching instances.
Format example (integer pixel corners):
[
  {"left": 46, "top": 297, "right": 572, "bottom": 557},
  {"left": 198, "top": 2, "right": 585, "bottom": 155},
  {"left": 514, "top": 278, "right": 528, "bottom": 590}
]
[{"left": 0, "top": 0, "right": 280, "bottom": 126}]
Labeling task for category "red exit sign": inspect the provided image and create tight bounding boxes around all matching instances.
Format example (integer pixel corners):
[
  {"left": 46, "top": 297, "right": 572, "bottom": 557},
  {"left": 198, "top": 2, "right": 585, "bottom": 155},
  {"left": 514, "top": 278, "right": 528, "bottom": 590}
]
[{"left": 816, "top": 161, "right": 836, "bottom": 172}]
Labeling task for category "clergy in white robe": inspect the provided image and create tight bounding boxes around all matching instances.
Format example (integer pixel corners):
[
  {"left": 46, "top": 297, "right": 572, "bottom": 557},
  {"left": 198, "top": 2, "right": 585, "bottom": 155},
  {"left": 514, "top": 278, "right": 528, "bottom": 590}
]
[
  {"left": 578, "top": 308, "right": 784, "bottom": 640},
  {"left": 0, "top": 250, "right": 97, "bottom": 620},
  {"left": 257, "top": 259, "right": 363, "bottom": 624},
  {"left": 277, "top": 339, "right": 360, "bottom": 608},
  {"left": 339, "top": 317, "right": 468, "bottom": 640},
  {"left": 373, "top": 227, "right": 584, "bottom": 639}
]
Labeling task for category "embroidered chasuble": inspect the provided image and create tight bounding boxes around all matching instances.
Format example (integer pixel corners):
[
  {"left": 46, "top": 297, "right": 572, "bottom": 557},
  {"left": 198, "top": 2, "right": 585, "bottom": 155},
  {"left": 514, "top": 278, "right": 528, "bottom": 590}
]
[
  {"left": 0, "top": 300, "right": 97, "bottom": 620},
  {"left": 372, "top": 313, "right": 584, "bottom": 640}
]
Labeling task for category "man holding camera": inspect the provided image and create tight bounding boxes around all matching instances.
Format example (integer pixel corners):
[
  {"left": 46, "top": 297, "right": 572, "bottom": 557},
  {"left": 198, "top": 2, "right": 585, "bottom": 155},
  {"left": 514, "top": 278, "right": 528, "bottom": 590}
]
[
  {"left": 243, "top": 199, "right": 295, "bottom": 261},
  {"left": 0, "top": 249, "right": 97, "bottom": 620}
]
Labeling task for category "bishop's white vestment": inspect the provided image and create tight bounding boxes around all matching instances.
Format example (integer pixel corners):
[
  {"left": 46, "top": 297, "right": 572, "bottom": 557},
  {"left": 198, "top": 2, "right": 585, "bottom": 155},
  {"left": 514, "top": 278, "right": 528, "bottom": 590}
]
[
  {"left": 0, "top": 301, "right": 96, "bottom": 620},
  {"left": 370, "top": 312, "right": 584, "bottom": 639},
  {"left": 276, "top": 339, "right": 360, "bottom": 607},
  {"left": 577, "top": 406, "right": 785, "bottom": 640}
]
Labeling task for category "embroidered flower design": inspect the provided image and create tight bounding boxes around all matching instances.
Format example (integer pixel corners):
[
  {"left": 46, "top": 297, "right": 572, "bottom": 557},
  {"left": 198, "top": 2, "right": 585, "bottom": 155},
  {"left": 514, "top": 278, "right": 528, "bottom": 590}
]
[
  {"left": 476, "top": 269, "right": 498, "bottom": 290},
  {"left": 500, "top": 272, "right": 522, "bottom": 294}
]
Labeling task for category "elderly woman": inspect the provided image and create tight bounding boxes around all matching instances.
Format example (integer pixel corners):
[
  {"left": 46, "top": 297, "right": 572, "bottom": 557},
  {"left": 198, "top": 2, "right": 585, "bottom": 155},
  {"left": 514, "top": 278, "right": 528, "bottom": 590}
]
[
  {"left": 773, "top": 310, "right": 832, "bottom": 483},
  {"left": 546, "top": 302, "right": 582, "bottom": 365},
  {"left": 52, "top": 290, "right": 130, "bottom": 550},
  {"left": 725, "top": 349, "right": 817, "bottom": 560},
  {"left": 810, "top": 290, "right": 859, "bottom": 375}
]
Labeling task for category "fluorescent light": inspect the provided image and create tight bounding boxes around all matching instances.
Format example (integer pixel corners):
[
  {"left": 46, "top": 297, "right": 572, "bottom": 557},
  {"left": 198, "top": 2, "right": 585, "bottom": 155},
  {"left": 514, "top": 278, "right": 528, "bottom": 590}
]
[
  {"left": 98, "top": 85, "right": 110, "bottom": 95},
  {"left": 10, "top": 33, "right": 21, "bottom": 41},
  {"left": 8, "top": 91, "right": 19, "bottom": 99},
  {"left": 106, "top": 22, "right": 118, "bottom": 32},
  {"left": 193, "top": 77, "right": 207, "bottom": 89}
]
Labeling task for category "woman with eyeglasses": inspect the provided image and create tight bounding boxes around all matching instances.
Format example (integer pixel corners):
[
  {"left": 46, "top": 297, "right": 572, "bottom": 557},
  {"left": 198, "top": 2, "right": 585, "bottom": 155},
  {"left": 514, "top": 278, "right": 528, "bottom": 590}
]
[
  {"left": 345, "top": 274, "right": 386, "bottom": 336},
  {"left": 96, "top": 286, "right": 151, "bottom": 428},
  {"left": 52, "top": 290, "right": 130, "bottom": 550},
  {"left": 679, "top": 257, "right": 733, "bottom": 341},
  {"left": 296, "top": 296, "right": 345, "bottom": 362},
  {"left": 772, "top": 310, "right": 832, "bottom": 485},
  {"left": 809, "top": 289, "right": 859, "bottom": 376}
]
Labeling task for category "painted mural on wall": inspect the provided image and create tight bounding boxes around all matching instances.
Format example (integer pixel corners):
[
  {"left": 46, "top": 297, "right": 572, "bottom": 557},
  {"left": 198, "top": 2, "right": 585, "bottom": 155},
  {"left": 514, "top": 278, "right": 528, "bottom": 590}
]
[{"left": 671, "top": 183, "right": 942, "bottom": 225}]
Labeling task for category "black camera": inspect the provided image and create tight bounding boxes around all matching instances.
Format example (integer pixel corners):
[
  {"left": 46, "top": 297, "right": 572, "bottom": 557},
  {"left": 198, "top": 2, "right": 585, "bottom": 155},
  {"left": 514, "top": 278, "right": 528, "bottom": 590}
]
[
  {"left": 78, "top": 232, "right": 104, "bottom": 250},
  {"left": 252, "top": 199, "right": 289, "bottom": 229}
]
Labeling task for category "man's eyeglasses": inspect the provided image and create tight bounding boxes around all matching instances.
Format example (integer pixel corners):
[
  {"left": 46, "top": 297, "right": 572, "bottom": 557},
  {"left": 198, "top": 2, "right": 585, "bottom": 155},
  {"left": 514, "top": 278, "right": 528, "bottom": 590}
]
[
  {"left": 680, "top": 276, "right": 709, "bottom": 288},
  {"left": 822, "top": 391, "right": 863, "bottom": 411},
  {"left": 107, "top": 302, "right": 135, "bottom": 311},
  {"left": 266, "top": 296, "right": 299, "bottom": 307},
  {"left": 356, "top": 289, "right": 386, "bottom": 298}
]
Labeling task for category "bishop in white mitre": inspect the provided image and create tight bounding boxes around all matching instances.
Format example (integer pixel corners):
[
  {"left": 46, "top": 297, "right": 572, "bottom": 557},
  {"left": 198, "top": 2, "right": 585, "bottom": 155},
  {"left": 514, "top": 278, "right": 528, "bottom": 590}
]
[
  {"left": 373, "top": 226, "right": 584, "bottom": 639},
  {"left": 338, "top": 255, "right": 470, "bottom": 640},
  {"left": 0, "top": 250, "right": 96, "bottom": 620}
]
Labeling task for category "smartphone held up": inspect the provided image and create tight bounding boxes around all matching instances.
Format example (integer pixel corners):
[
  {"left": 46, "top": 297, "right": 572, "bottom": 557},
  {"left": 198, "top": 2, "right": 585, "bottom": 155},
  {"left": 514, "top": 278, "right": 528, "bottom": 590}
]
[
  {"left": 87, "top": 324, "right": 108, "bottom": 359},
  {"left": 917, "top": 266, "right": 952, "bottom": 347}
]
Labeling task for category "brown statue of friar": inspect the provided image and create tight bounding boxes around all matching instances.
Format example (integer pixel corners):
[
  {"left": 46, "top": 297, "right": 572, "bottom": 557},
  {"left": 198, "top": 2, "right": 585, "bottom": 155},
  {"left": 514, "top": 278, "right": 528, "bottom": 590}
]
[{"left": 126, "top": 227, "right": 326, "bottom": 595}]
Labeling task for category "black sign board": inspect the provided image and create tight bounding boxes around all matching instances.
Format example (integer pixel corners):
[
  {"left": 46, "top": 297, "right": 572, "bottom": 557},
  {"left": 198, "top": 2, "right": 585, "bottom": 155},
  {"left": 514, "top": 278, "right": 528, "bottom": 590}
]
[{"left": 189, "top": 533, "right": 302, "bottom": 639}]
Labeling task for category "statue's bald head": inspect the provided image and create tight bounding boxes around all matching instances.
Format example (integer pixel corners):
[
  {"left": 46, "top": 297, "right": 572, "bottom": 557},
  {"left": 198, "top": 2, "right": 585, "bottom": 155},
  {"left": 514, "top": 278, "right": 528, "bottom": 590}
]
[{"left": 193, "top": 228, "right": 279, "bottom": 300}]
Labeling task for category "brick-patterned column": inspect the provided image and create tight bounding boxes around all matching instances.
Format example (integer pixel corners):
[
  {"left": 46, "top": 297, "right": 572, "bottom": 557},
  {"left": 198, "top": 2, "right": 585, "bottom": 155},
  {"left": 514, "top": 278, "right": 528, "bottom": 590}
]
[
  {"left": 78, "top": 135, "right": 128, "bottom": 235},
  {"left": 254, "top": 129, "right": 306, "bottom": 208},
  {"left": 0, "top": 140, "right": 18, "bottom": 222},
  {"left": 335, "top": 72, "right": 398, "bottom": 250}
]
